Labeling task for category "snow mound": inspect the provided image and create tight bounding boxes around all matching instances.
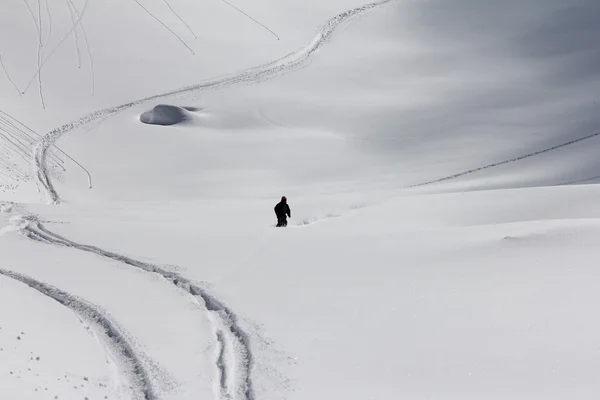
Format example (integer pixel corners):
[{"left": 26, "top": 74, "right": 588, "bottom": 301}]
[
  {"left": 140, "top": 104, "right": 267, "bottom": 130},
  {"left": 139, "top": 105, "right": 194, "bottom": 126}
]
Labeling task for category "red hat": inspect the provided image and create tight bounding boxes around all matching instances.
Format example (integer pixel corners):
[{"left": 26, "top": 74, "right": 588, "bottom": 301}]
[{"left": 281, "top": 196, "right": 287, "bottom": 201}]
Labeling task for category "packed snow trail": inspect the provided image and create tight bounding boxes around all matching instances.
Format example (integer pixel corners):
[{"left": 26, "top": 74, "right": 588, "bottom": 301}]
[
  {"left": 33, "top": 0, "right": 394, "bottom": 203},
  {"left": 17, "top": 215, "right": 254, "bottom": 400},
  {"left": 0, "top": 267, "right": 156, "bottom": 400}
]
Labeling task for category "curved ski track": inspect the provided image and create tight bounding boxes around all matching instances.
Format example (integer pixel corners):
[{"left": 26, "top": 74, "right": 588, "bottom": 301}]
[
  {"left": 0, "top": 267, "right": 156, "bottom": 400},
  {"left": 19, "top": 215, "right": 254, "bottom": 400},
  {"left": 33, "top": 0, "right": 393, "bottom": 204},
  {"left": 0, "top": 109, "right": 69, "bottom": 184}
]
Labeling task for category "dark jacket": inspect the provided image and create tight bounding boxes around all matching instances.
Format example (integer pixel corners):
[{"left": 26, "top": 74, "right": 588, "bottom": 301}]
[{"left": 274, "top": 201, "right": 291, "bottom": 218}]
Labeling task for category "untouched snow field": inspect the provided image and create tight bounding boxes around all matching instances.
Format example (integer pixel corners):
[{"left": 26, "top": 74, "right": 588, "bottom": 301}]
[{"left": 1, "top": 0, "right": 600, "bottom": 399}]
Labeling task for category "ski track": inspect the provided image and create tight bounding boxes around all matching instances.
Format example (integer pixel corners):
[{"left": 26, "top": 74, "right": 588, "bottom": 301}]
[
  {"left": 68, "top": 0, "right": 96, "bottom": 95},
  {"left": 0, "top": 55, "right": 22, "bottom": 95},
  {"left": 286, "top": 132, "right": 600, "bottom": 226},
  {"left": 29, "top": 0, "right": 45, "bottom": 109},
  {"left": 0, "top": 267, "right": 156, "bottom": 400},
  {"left": 39, "top": 0, "right": 55, "bottom": 108},
  {"left": 161, "top": 0, "right": 198, "bottom": 39},
  {"left": 22, "top": 0, "right": 92, "bottom": 97},
  {"left": 34, "top": 0, "right": 394, "bottom": 204},
  {"left": 36, "top": 0, "right": 46, "bottom": 109},
  {"left": 131, "top": 0, "right": 195, "bottom": 55},
  {"left": 18, "top": 215, "right": 255, "bottom": 400},
  {"left": 215, "top": 331, "right": 230, "bottom": 399},
  {"left": 219, "top": 0, "right": 280, "bottom": 41},
  {"left": 21, "top": 0, "right": 41, "bottom": 39},
  {"left": 65, "top": 0, "right": 83, "bottom": 68},
  {"left": 37, "top": 28, "right": 46, "bottom": 110},
  {"left": 43, "top": 0, "right": 53, "bottom": 49},
  {"left": 407, "top": 131, "right": 600, "bottom": 189},
  {"left": 297, "top": 131, "right": 600, "bottom": 225},
  {"left": 0, "top": 110, "right": 63, "bottom": 182},
  {"left": 0, "top": 109, "right": 92, "bottom": 190},
  {"left": 561, "top": 174, "right": 600, "bottom": 186},
  {"left": 37, "top": 0, "right": 43, "bottom": 43}
]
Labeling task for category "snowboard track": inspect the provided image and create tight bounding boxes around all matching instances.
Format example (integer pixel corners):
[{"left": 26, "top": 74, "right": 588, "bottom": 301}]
[
  {"left": 0, "top": 267, "right": 157, "bottom": 400},
  {"left": 20, "top": 215, "right": 254, "bottom": 400},
  {"left": 33, "top": 0, "right": 394, "bottom": 204}
]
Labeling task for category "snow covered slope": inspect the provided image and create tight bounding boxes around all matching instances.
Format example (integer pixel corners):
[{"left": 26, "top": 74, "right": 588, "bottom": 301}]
[{"left": 1, "top": 0, "right": 600, "bottom": 399}]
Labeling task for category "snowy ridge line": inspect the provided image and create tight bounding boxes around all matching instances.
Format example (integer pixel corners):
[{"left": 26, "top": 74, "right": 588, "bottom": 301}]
[
  {"left": 20, "top": 216, "right": 255, "bottom": 400},
  {"left": 408, "top": 131, "right": 600, "bottom": 189},
  {"left": 33, "top": 0, "right": 394, "bottom": 203},
  {"left": 0, "top": 267, "right": 157, "bottom": 400}
]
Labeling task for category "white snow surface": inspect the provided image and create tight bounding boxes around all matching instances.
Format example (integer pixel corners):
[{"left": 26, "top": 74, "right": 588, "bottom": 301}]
[{"left": 1, "top": 0, "right": 600, "bottom": 399}]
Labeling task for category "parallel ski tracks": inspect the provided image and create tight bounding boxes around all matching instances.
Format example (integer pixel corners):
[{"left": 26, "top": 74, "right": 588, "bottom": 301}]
[
  {"left": 0, "top": 267, "right": 157, "bottom": 400},
  {"left": 19, "top": 215, "right": 254, "bottom": 400}
]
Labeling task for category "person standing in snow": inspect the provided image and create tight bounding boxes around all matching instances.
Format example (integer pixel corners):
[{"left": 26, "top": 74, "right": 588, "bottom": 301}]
[{"left": 274, "top": 196, "right": 291, "bottom": 227}]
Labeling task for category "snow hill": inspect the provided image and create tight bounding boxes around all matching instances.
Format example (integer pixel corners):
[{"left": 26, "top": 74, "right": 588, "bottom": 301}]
[{"left": 1, "top": 0, "right": 600, "bottom": 399}]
